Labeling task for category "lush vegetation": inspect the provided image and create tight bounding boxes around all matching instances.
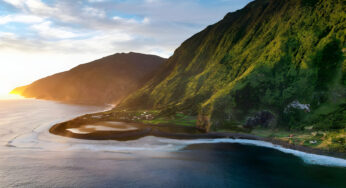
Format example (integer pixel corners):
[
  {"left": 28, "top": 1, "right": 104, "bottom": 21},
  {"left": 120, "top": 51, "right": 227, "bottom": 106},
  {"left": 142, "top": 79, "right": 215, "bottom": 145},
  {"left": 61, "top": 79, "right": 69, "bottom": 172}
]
[
  {"left": 250, "top": 128, "right": 346, "bottom": 153},
  {"left": 140, "top": 113, "right": 196, "bottom": 127},
  {"left": 118, "top": 0, "right": 345, "bottom": 135}
]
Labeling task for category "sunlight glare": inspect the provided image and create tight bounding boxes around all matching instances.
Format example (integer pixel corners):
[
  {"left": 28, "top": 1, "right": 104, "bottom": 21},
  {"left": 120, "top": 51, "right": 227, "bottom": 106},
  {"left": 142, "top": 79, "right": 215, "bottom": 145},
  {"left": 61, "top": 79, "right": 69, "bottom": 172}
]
[{"left": 0, "top": 93, "right": 25, "bottom": 100}]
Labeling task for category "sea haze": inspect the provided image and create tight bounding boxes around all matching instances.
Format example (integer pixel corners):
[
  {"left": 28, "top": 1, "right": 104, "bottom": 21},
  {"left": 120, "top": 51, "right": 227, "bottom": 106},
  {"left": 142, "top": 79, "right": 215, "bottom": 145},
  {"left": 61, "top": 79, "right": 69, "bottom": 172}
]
[{"left": 0, "top": 99, "right": 345, "bottom": 188}]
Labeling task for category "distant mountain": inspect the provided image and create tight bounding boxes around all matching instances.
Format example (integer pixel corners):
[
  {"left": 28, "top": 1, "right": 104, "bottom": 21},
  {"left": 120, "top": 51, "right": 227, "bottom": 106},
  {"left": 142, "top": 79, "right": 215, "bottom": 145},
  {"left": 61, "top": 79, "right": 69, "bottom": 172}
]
[
  {"left": 12, "top": 52, "right": 165, "bottom": 104},
  {"left": 119, "top": 0, "right": 345, "bottom": 131}
]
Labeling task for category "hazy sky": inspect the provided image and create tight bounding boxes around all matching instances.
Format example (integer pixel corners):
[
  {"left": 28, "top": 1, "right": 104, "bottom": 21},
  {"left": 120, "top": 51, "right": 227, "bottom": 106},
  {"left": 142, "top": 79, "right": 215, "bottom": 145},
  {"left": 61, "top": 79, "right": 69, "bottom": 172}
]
[{"left": 0, "top": 0, "right": 252, "bottom": 97}]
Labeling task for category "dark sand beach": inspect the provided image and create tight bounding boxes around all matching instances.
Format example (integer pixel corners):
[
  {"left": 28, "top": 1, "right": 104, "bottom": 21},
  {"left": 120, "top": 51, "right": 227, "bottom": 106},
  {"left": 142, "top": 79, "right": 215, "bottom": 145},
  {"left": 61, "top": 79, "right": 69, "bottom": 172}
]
[{"left": 50, "top": 120, "right": 346, "bottom": 159}]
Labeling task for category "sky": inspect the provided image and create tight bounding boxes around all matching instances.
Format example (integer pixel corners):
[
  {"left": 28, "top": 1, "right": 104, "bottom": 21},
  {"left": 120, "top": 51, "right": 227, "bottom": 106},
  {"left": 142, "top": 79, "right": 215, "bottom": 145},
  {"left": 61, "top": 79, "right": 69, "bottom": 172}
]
[{"left": 0, "top": 0, "right": 252, "bottom": 98}]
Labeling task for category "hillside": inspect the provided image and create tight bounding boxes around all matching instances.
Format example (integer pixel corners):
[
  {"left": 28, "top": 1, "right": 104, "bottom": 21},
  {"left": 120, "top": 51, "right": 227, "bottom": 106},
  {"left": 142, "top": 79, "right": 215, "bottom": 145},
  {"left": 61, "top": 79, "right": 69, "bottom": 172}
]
[
  {"left": 118, "top": 0, "right": 345, "bottom": 134},
  {"left": 12, "top": 52, "right": 165, "bottom": 104}
]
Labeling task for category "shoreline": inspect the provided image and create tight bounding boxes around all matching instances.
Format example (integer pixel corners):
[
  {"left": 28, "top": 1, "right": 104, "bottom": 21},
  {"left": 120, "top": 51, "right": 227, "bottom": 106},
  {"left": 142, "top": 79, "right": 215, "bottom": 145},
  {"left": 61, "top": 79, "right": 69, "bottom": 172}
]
[{"left": 49, "top": 120, "right": 346, "bottom": 160}]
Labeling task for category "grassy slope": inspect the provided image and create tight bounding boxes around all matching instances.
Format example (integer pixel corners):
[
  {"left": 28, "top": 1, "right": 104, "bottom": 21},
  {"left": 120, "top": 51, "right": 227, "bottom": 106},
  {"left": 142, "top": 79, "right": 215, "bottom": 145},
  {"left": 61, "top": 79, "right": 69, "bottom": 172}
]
[
  {"left": 119, "top": 0, "right": 345, "bottom": 127},
  {"left": 106, "top": 0, "right": 345, "bottom": 152}
]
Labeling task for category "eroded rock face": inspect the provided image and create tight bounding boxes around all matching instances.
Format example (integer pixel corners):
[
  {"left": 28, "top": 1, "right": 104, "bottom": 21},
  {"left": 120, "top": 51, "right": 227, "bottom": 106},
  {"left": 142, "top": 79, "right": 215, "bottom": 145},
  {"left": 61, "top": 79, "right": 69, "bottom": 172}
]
[
  {"left": 245, "top": 111, "right": 275, "bottom": 128},
  {"left": 196, "top": 115, "right": 211, "bottom": 132}
]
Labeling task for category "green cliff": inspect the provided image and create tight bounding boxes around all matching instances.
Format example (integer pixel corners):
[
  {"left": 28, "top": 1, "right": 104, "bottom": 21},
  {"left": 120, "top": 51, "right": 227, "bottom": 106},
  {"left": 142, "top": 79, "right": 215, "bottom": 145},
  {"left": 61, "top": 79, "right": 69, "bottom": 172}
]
[{"left": 119, "top": 0, "right": 345, "bottom": 133}]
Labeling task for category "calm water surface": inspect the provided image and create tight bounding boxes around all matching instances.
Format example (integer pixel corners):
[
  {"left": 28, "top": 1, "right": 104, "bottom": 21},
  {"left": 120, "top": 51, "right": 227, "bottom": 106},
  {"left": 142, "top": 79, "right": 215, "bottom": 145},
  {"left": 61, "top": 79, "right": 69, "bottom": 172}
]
[{"left": 0, "top": 99, "right": 345, "bottom": 188}]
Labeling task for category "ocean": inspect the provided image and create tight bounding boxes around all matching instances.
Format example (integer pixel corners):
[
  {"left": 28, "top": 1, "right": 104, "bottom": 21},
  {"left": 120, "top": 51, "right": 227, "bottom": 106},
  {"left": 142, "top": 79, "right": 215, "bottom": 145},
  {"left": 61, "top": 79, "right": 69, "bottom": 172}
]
[{"left": 0, "top": 98, "right": 345, "bottom": 188}]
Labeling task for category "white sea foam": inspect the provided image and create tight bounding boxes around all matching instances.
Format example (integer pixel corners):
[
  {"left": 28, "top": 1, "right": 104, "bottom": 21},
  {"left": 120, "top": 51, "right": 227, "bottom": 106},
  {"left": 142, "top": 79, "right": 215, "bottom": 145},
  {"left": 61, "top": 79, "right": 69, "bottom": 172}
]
[{"left": 158, "top": 138, "right": 346, "bottom": 167}]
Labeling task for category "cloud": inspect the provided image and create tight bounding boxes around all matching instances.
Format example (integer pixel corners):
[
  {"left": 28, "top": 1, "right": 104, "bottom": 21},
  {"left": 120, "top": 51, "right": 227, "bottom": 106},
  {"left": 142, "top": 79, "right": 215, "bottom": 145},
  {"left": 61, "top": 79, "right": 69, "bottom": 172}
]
[
  {"left": 88, "top": 0, "right": 107, "bottom": 3},
  {"left": 30, "top": 21, "right": 80, "bottom": 39},
  {"left": 3, "top": 0, "right": 78, "bottom": 22},
  {"left": 0, "top": 31, "right": 17, "bottom": 38},
  {"left": 2, "top": 0, "right": 26, "bottom": 8},
  {"left": 3, "top": 0, "right": 54, "bottom": 13},
  {"left": 112, "top": 16, "right": 137, "bottom": 23},
  {"left": 1, "top": 0, "right": 253, "bottom": 58},
  {"left": 112, "top": 16, "right": 150, "bottom": 25},
  {"left": 0, "top": 14, "right": 45, "bottom": 24},
  {"left": 83, "top": 6, "right": 106, "bottom": 18}
]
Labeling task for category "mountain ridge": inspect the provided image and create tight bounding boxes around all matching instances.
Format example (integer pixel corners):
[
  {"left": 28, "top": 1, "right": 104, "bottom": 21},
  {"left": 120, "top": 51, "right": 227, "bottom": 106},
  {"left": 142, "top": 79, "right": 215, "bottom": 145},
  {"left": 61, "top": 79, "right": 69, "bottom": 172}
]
[
  {"left": 118, "top": 0, "right": 345, "bottom": 132},
  {"left": 12, "top": 52, "right": 165, "bottom": 104}
]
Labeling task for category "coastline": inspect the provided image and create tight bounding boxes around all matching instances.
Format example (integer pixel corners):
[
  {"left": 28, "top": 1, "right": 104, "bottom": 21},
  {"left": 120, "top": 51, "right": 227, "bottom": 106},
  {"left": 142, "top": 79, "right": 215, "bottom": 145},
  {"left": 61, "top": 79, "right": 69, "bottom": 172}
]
[
  {"left": 15, "top": 96, "right": 345, "bottom": 161},
  {"left": 2, "top": 98, "right": 345, "bottom": 188},
  {"left": 49, "top": 117, "right": 346, "bottom": 161}
]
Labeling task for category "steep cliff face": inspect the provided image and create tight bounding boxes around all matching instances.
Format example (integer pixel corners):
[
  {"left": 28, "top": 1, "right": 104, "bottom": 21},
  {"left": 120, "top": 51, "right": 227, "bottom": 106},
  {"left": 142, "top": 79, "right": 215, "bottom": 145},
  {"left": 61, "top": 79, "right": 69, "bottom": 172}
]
[
  {"left": 120, "top": 0, "right": 345, "bottom": 131},
  {"left": 12, "top": 52, "right": 165, "bottom": 104}
]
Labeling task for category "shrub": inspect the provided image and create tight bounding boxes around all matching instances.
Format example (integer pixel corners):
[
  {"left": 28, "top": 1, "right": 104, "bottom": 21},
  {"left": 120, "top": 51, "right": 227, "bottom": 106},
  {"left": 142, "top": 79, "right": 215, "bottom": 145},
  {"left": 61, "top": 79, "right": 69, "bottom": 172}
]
[
  {"left": 301, "top": 0, "right": 318, "bottom": 7},
  {"left": 313, "top": 39, "right": 343, "bottom": 90}
]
